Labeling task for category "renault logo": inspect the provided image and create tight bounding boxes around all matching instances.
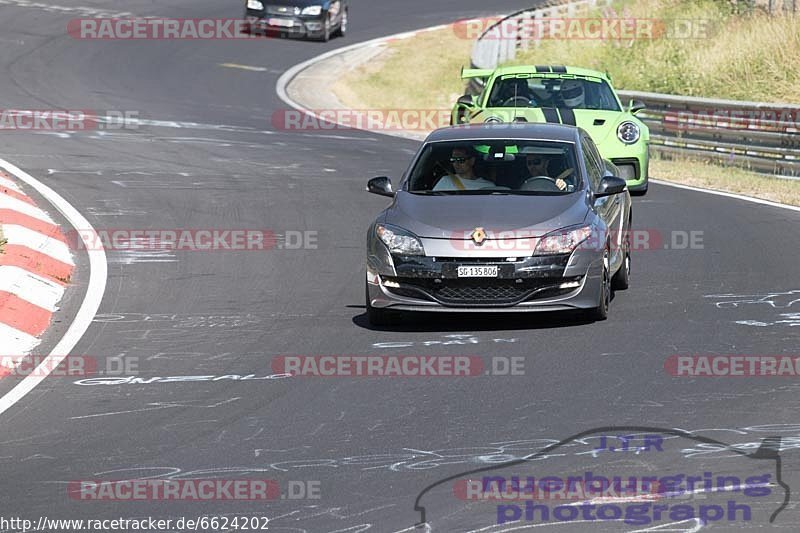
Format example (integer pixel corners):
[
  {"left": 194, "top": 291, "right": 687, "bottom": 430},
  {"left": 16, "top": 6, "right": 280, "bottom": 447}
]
[{"left": 471, "top": 227, "right": 487, "bottom": 245}]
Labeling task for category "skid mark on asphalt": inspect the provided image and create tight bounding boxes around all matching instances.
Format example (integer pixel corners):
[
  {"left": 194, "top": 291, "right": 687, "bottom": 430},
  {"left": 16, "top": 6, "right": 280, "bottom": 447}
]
[
  {"left": 705, "top": 290, "right": 800, "bottom": 327},
  {"left": 69, "top": 397, "right": 241, "bottom": 420},
  {"left": 372, "top": 334, "right": 518, "bottom": 349},
  {"left": 0, "top": 0, "right": 133, "bottom": 17}
]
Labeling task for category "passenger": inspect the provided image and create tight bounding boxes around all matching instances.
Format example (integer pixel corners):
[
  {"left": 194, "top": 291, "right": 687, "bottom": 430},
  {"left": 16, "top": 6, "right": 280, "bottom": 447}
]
[{"left": 434, "top": 148, "right": 494, "bottom": 191}]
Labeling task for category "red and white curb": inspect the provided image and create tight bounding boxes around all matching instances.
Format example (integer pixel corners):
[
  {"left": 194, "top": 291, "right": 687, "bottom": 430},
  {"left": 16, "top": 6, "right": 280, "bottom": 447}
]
[{"left": 0, "top": 170, "right": 75, "bottom": 375}]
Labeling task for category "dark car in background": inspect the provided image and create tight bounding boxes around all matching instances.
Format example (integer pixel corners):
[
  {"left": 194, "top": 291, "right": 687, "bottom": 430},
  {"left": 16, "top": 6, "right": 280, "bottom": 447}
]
[{"left": 245, "top": 0, "right": 348, "bottom": 41}]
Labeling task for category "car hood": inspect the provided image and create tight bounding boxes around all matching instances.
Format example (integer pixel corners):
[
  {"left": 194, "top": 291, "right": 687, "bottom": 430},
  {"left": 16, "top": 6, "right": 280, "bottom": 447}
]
[
  {"left": 473, "top": 108, "right": 626, "bottom": 145},
  {"left": 384, "top": 192, "right": 589, "bottom": 239}
]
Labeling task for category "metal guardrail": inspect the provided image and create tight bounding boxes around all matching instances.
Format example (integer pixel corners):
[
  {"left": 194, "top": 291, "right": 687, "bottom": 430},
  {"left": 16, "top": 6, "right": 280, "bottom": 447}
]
[{"left": 468, "top": 2, "right": 800, "bottom": 177}]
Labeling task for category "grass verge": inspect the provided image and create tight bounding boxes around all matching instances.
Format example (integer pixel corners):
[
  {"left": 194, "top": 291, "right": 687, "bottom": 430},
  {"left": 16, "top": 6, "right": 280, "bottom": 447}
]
[
  {"left": 512, "top": 0, "right": 800, "bottom": 102},
  {"left": 651, "top": 156, "right": 800, "bottom": 207}
]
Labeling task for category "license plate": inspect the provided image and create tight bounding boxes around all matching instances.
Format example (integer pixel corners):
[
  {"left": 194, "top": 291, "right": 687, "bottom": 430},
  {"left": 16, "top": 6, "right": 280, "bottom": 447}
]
[
  {"left": 268, "top": 18, "right": 294, "bottom": 27},
  {"left": 457, "top": 265, "right": 498, "bottom": 278}
]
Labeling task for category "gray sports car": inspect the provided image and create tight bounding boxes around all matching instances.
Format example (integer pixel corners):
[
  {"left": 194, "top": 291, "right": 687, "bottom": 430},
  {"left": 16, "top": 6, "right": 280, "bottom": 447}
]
[{"left": 365, "top": 123, "right": 632, "bottom": 325}]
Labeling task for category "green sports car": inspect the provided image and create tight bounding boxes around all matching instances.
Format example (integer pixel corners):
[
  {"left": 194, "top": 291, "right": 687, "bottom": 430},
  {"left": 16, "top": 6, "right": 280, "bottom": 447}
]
[{"left": 451, "top": 65, "right": 649, "bottom": 195}]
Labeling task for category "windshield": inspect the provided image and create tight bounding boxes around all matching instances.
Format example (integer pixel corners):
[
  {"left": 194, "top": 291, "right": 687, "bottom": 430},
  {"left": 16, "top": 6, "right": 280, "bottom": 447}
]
[
  {"left": 406, "top": 139, "right": 580, "bottom": 195},
  {"left": 487, "top": 74, "right": 621, "bottom": 111}
]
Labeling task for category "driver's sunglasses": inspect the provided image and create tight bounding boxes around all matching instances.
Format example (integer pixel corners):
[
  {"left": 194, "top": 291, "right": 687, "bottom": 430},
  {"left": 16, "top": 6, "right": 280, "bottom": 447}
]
[
  {"left": 450, "top": 157, "right": 471, "bottom": 163},
  {"left": 527, "top": 157, "right": 544, "bottom": 165}
]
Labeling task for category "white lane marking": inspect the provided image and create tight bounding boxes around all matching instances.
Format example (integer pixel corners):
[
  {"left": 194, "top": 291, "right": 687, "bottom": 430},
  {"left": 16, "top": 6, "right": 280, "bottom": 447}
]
[
  {"left": 0, "top": 158, "right": 107, "bottom": 418},
  {"left": 0, "top": 265, "right": 65, "bottom": 311},
  {"left": 0, "top": 193, "right": 55, "bottom": 223},
  {"left": 0, "top": 175, "right": 22, "bottom": 191},
  {"left": 0, "top": 323, "right": 40, "bottom": 355},
  {"left": 219, "top": 63, "right": 275, "bottom": 73},
  {"left": 276, "top": 23, "right": 800, "bottom": 214},
  {"left": 650, "top": 179, "right": 800, "bottom": 213},
  {"left": 2, "top": 224, "right": 74, "bottom": 266}
]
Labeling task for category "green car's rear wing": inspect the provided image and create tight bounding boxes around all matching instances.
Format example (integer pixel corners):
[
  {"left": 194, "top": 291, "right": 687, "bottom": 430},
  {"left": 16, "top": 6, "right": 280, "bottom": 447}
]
[{"left": 460, "top": 67, "right": 494, "bottom": 80}]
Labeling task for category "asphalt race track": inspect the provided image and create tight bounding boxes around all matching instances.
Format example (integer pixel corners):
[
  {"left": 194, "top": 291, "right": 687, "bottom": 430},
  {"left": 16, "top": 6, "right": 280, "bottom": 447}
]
[{"left": 0, "top": 0, "right": 799, "bottom": 531}]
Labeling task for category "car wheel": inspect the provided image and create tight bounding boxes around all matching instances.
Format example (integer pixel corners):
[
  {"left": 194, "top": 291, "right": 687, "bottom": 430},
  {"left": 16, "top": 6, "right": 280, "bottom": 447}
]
[
  {"left": 630, "top": 182, "right": 648, "bottom": 196},
  {"left": 335, "top": 9, "right": 348, "bottom": 37},
  {"left": 319, "top": 16, "right": 331, "bottom": 42},
  {"left": 611, "top": 229, "right": 631, "bottom": 290},
  {"left": 587, "top": 248, "right": 610, "bottom": 321},
  {"left": 366, "top": 282, "right": 392, "bottom": 326}
]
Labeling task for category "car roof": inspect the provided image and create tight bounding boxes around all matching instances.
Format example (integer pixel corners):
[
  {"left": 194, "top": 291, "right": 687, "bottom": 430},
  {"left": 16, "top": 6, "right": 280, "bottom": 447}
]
[
  {"left": 490, "top": 65, "right": 610, "bottom": 81},
  {"left": 425, "top": 123, "right": 581, "bottom": 143}
]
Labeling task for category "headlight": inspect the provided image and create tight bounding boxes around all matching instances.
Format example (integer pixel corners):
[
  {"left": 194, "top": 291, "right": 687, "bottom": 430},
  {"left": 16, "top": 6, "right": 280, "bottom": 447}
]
[
  {"left": 246, "top": 0, "right": 263, "bottom": 9},
  {"left": 617, "top": 121, "right": 640, "bottom": 144},
  {"left": 376, "top": 225, "right": 425, "bottom": 256},
  {"left": 535, "top": 226, "right": 595, "bottom": 255},
  {"left": 484, "top": 116, "right": 503, "bottom": 124},
  {"left": 301, "top": 5, "right": 323, "bottom": 15}
]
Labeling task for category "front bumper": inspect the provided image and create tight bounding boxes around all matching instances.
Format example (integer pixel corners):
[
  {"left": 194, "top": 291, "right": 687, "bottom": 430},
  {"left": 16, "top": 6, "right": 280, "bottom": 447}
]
[
  {"left": 606, "top": 144, "right": 649, "bottom": 192},
  {"left": 245, "top": 10, "right": 326, "bottom": 37},
  {"left": 367, "top": 253, "right": 604, "bottom": 313}
]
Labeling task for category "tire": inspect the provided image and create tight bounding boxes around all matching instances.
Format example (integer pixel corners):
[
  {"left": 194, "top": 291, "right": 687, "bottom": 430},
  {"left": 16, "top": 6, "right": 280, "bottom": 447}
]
[
  {"left": 319, "top": 16, "right": 331, "bottom": 42},
  {"left": 629, "top": 181, "right": 648, "bottom": 196},
  {"left": 587, "top": 248, "right": 610, "bottom": 321},
  {"left": 366, "top": 282, "right": 392, "bottom": 326},
  {"left": 334, "top": 9, "right": 348, "bottom": 37},
  {"left": 611, "top": 230, "right": 631, "bottom": 291}
]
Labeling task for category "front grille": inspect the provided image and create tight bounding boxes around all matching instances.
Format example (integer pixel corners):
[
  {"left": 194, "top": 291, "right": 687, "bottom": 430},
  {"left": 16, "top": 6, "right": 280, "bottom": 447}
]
[
  {"left": 265, "top": 5, "right": 297, "bottom": 15},
  {"left": 385, "top": 277, "right": 581, "bottom": 307},
  {"left": 438, "top": 284, "right": 530, "bottom": 302}
]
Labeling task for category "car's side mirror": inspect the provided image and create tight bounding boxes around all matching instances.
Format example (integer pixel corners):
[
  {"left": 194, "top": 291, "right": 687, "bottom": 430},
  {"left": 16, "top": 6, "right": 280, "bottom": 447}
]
[
  {"left": 457, "top": 94, "right": 475, "bottom": 107},
  {"left": 629, "top": 99, "right": 646, "bottom": 114},
  {"left": 595, "top": 175, "right": 627, "bottom": 197},
  {"left": 367, "top": 176, "right": 394, "bottom": 197}
]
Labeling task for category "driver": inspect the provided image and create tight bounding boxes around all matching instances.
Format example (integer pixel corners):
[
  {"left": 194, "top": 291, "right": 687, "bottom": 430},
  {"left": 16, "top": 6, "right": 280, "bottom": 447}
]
[
  {"left": 433, "top": 147, "right": 494, "bottom": 191},
  {"left": 498, "top": 79, "right": 533, "bottom": 107},
  {"left": 559, "top": 79, "right": 585, "bottom": 108},
  {"left": 524, "top": 154, "right": 569, "bottom": 191}
]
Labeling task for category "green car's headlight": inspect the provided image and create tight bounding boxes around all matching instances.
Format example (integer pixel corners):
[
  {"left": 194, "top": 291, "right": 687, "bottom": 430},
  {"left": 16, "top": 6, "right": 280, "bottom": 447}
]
[
  {"left": 247, "top": 0, "right": 264, "bottom": 9},
  {"left": 617, "top": 121, "right": 640, "bottom": 144},
  {"left": 301, "top": 5, "right": 323, "bottom": 15},
  {"left": 535, "top": 226, "right": 594, "bottom": 255},
  {"left": 484, "top": 116, "right": 503, "bottom": 124},
  {"left": 376, "top": 224, "right": 425, "bottom": 256}
]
